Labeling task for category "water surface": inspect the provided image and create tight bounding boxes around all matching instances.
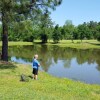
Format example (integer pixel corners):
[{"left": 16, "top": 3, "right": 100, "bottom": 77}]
[{"left": 8, "top": 45, "right": 100, "bottom": 84}]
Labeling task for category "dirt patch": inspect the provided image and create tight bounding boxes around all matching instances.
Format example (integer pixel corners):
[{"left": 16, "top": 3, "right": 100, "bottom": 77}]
[{"left": 0, "top": 61, "right": 16, "bottom": 69}]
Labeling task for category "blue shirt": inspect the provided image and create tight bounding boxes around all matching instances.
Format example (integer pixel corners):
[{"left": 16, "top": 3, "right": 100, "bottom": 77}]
[{"left": 32, "top": 59, "right": 40, "bottom": 69}]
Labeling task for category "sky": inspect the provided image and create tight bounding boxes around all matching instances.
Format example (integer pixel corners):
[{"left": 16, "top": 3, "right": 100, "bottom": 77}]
[{"left": 50, "top": 0, "right": 100, "bottom": 26}]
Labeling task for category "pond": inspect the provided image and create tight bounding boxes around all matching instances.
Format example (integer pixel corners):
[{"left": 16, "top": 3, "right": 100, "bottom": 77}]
[{"left": 7, "top": 45, "right": 100, "bottom": 84}]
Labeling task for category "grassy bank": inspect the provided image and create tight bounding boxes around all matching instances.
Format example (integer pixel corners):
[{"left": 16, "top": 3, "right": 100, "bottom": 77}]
[
  {"left": 0, "top": 41, "right": 33, "bottom": 46},
  {"left": 34, "top": 40, "right": 100, "bottom": 49},
  {"left": 0, "top": 62, "right": 100, "bottom": 100},
  {"left": 0, "top": 40, "right": 100, "bottom": 49}
]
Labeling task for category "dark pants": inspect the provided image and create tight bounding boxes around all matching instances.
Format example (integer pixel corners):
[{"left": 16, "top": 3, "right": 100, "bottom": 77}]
[{"left": 32, "top": 68, "right": 38, "bottom": 75}]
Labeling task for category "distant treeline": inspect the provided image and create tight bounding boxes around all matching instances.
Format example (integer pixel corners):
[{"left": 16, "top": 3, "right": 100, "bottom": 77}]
[{"left": 0, "top": 20, "right": 100, "bottom": 43}]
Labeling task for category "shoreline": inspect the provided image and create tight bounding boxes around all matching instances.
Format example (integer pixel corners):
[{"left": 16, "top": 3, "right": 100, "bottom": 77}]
[
  {"left": 0, "top": 40, "right": 100, "bottom": 49},
  {"left": 0, "top": 62, "right": 100, "bottom": 99}
]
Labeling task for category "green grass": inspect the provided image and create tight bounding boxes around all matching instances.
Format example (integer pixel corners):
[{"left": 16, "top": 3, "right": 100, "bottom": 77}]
[
  {"left": 0, "top": 41, "right": 33, "bottom": 46},
  {"left": 0, "top": 40, "right": 100, "bottom": 49},
  {"left": 34, "top": 40, "right": 100, "bottom": 49},
  {"left": 0, "top": 61, "right": 100, "bottom": 100}
]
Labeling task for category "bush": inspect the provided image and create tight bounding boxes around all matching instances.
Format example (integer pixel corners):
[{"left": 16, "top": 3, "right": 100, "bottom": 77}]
[{"left": 97, "top": 35, "right": 100, "bottom": 41}]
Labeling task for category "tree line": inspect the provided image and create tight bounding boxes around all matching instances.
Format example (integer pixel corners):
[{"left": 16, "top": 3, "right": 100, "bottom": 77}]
[{"left": 0, "top": 20, "right": 100, "bottom": 43}]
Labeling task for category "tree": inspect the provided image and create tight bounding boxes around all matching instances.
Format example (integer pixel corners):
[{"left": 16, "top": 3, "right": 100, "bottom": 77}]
[
  {"left": 63, "top": 20, "right": 74, "bottom": 42},
  {"left": 0, "top": 0, "right": 62, "bottom": 61},
  {"left": 87, "top": 21, "right": 98, "bottom": 39},
  {"left": 77, "top": 22, "right": 88, "bottom": 42},
  {"left": 0, "top": 24, "right": 2, "bottom": 41},
  {"left": 97, "top": 33, "right": 100, "bottom": 41},
  {"left": 61, "top": 27, "right": 66, "bottom": 39},
  {"left": 39, "top": 12, "right": 54, "bottom": 43},
  {"left": 8, "top": 20, "right": 34, "bottom": 41},
  {"left": 96, "top": 24, "right": 100, "bottom": 41},
  {"left": 73, "top": 27, "right": 79, "bottom": 39},
  {"left": 52, "top": 24, "right": 61, "bottom": 43}
]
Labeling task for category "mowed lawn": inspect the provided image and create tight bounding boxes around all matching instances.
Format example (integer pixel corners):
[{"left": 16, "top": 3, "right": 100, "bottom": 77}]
[
  {"left": 0, "top": 40, "right": 100, "bottom": 49},
  {"left": 0, "top": 62, "right": 100, "bottom": 100},
  {"left": 0, "top": 41, "right": 33, "bottom": 46},
  {"left": 44, "top": 40, "right": 100, "bottom": 49}
]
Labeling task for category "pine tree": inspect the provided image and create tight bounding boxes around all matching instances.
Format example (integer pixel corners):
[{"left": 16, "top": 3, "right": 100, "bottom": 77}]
[{"left": 0, "top": 0, "right": 62, "bottom": 61}]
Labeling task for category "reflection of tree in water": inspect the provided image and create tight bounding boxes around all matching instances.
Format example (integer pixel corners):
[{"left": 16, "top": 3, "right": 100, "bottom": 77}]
[
  {"left": 75, "top": 49, "right": 96, "bottom": 65},
  {"left": 38, "top": 45, "right": 53, "bottom": 72},
  {"left": 94, "top": 50, "right": 100, "bottom": 71},
  {"left": 76, "top": 49, "right": 91, "bottom": 64},
  {"left": 96, "top": 59, "right": 100, "bottom": 71},
  {"left": 96, "top": 65, "right": 100, "bottom": 71},
  {"left": 52, "top": 46, "right": 60, "bottom": 64},
  {"left": 9, "top": 45, "right": 41, "bottom": 59},
  {"left": 8, "top": 45, "right": 100, "bottom": 72},
  {"left": 63, "top": 60, "right": 71, "bottom": 68}
]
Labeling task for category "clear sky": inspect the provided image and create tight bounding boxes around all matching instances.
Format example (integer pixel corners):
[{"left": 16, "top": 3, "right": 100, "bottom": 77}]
[{"left": 50, "top": 0, "right": 100, "bottom": 26}]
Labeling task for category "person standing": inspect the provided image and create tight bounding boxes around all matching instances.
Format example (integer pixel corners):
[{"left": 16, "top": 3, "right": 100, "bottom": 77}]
[{"left": 32, "top": 54, "right": 40, "bottom": 80}]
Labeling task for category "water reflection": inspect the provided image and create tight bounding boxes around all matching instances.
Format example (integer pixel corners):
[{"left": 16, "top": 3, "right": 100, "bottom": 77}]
[
  {"left": 11, "top": 56, "right": 31, "bottom": 64},
  {"left": 8, "top": 45, "right": 100, "bottom": 84}
]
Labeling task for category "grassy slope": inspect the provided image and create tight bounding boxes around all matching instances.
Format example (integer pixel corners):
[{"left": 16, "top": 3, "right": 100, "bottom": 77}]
[{"left": 0, "top": 62, "right": 100, "bottom": 100}]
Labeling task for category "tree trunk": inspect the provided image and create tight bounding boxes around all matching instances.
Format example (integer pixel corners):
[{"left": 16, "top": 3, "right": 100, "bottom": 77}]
[{"left": 1, "top": 15, "right": 8, "bottom": 61}]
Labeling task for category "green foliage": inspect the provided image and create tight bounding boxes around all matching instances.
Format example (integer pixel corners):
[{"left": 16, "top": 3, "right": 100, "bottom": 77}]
[
  {"left": 96, "top": 25, "right": 100, "bottom": 41},
  {"left": 40, "top": 28, "right": 48, "bottom": 43},
  {"left": 8, "top": 20, "right": 34, "bottom": 41},
  {"left": 60, "top": 21, "right": 100, "bottom": 42},
  {"left": 0, "top": 0, "right": 62, "bottom": 61},
  {"left": 52, "top": 24, "right": 61, "bottom": 43},
  {"left": 97, "top": 34, "right": 100, "bottom": 41},
  {"left": 62, "top": 20, "right": 75, "bottom": 40},
  {"left": 39, "top": 13, "right": 54, "bottom": 43},
  {"left": 0, "top": 25, "right": 2, "bottom": 41}
]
